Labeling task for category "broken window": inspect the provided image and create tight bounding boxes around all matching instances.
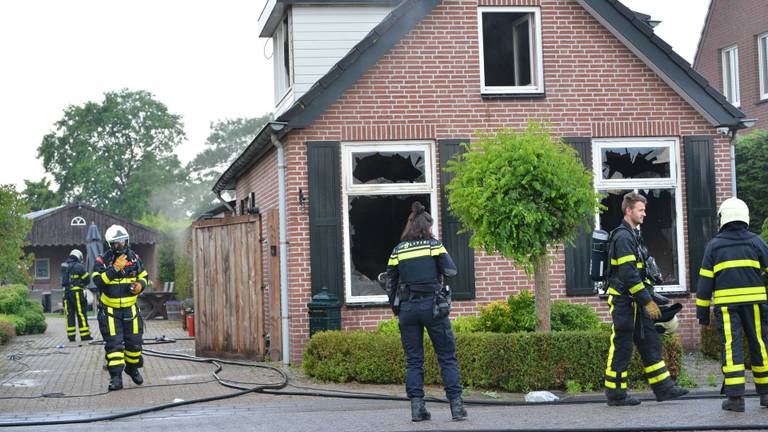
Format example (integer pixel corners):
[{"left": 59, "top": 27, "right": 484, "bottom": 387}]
[
  {"left": 352, "top": 151, "right": 426, "bottom": 184},
  {"left": 601, "top": 147, "right": 671, "bottom": 180}
]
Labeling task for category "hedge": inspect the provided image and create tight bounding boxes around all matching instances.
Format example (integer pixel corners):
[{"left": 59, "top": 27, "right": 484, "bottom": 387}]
[
  {"left": 0, "top": 284, "right": 47, "bottom": 337},
  {"left": 304, "top": 329, "right": 682, "bottom": 392}
]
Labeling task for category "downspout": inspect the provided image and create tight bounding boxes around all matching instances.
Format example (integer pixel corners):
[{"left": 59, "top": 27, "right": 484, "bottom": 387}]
[
  {"left": 271, "top": 133, "right": 290, "bottom": 366},
  {"left": 215, "top": 192, "right": 235, "bottom": 214},
  {"left": 729, "top": 131, "right": 737, "bottom": 197}
]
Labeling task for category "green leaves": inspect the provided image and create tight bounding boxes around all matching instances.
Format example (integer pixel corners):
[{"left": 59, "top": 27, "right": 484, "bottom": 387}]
[
  {"left": 735, "top": 130, "right": 768, "bottom": 231},
  {"left": 0, "top": 186, "right": 32, "bottom": 285}
]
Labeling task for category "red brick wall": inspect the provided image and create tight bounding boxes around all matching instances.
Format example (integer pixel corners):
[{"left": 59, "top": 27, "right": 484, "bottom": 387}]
[
  {"left": 240, "top": 0, "right": 735, "bottom": 363},
  {"left": 694, "top": 0, "right": 768, "bottom": 130}
]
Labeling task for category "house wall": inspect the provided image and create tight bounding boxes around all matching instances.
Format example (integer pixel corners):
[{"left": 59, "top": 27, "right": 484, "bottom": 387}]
[
  {"left": 242, "top": 0, "right": 734, "bottom": 364},
  {"left": 695, "top": 0, "right": 768, "bottom": 129}
]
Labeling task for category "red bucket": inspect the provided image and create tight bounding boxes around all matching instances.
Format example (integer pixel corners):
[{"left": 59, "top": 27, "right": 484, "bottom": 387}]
[{"left": 187, "top": 314, "right": 195, "bottom": 337}]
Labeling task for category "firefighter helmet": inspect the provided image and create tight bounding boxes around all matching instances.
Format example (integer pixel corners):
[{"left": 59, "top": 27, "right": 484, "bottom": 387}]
[
  {"left": 69, "top": 249, "right": 83, "bottom": 262},
  {"left": 718, "top": 197, "right": 750, "bottom": 229},
  {"left": 105, "top": 224, "right": 130, "bottom": 253},
  {"left": 655, "top": 316, "right": 679, "bottom": 334}
]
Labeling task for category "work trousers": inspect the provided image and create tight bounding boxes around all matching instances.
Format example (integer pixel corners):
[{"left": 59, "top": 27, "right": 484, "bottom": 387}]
[
  {"left": 604, "top": 293, "right": 673, "bottom": 399},
  {"left": 398, "top": 294, "right": 462, "bottom": 400},
  {"left": 97, "top": 305, "right": 144, "bottom": 376},
  {"left": 714, "top": 304, "right": 768, "bottom": 396},
  {"left": 63, "top": 289, "right": 91, "bottom": 341}
]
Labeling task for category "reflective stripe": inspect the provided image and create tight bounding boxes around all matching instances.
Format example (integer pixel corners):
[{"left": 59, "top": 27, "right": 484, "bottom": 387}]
[
  {"left": 714, "top": 259, "right": 761, "bottom": 274},
  {"left": 753, "top": 365, "right": 768, "bottom": 373},
  {"left": 607, "top": 288, "right": 622, "bottom": 296},
  {"left": 644, "top": 361, "right": 666, "bottom": 373},
  {"left": 75, "top": 292, "right": 88, "bottom": 330},
  {"left": 722, "top": 364, "right": 745, "bottom": 373},
  {"left": 132, "top": 305, "right": 138, "bottom": 334},
  {"left": 604, "top": 369, "right": 628, "bottom": 378},
  {"left": 611, "top": 255, "right": 636, "bottom": 265},
  {"left": 107, "top": 307, "right": 116, "bottom": 337},
  {"left": 699, "top": 268, "right": 714, "bottom": 278},
  {"left": 713, "top": 294, "right": 767, "bottom": 305},
  {"left": 696, "top": 298, "right": 711, "bottom": 307},
  {"left": 604, "top": 380, "right": 628, "bottom": 389},
  {"left": 100, "top": 293, "right": 138, "bottom": 308},
  {"left": 107, "top": 360, "right": 125, "bottom": 367},
  {"left": 387, "top": 257, "right": 398, "bottom": 266},
  {"left": 125, "top": 350, "right": 141, "bottom": 357},
  {"left": 605, "top": 295, "right": 617, "bottom": 382},
  {"left": 714, "top": 286, "right": 766, "bottom": 297},
  {"left": 430, "top": 245, "right": 447, "bottom": 256},
  {"left": 628, "top": 282, "right": 644, "bottom": 294},
  {"left": 755, "top": 377, "right": 768, "bottom": 384},
  {"left": 107, "top": 352, "right": 124, "bottom": 359},
  {"left": 398, "top": 247, "right": 433, "bottom": 261},
  {"left": 723, "top": 307, "right": 735, "bottom": 369},
  {"left": 125, "top": 357, "right": 140, "bottom": 364},
  {"left": 725, "top": 377, "right": 746, "bottom": 385},
  {"left": 648, "top": 371, "right": 670, "bottom": 384},
  {"left": 755, "top": 304, "right": 768, "bottom": 368}
]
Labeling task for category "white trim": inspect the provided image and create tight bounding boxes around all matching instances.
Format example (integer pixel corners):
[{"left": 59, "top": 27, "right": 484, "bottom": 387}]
[
  {"left": 591, "top": 137, "right": 687, "bottom": 293},
  {"left": 70, "top": 216, "right": 86, "bottom": 226},
  {"left": 341, "top": 141, "right": 438, "bottom": 304},
  {"left": 34, "top": 258, "right": 50, "bottom": 280},
  {"left": 759, "top": 32, "right": 768, "bottom": 101},
  {"left": 477, "top": 6, "right": 544, "bottom": 95},
  {"left": 721, "top": 44, "right": 740, "bottom": 107}
]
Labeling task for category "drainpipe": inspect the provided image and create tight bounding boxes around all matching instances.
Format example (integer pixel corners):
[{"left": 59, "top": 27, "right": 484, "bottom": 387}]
[
  {"left": 215, "top": 191, "right": 235, "bottom": 214},
  {"left": 271, "top": 133, "right": 290, "bottom": 366}
]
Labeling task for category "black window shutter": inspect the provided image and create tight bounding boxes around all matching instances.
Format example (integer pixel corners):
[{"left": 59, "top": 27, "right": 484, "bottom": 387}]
[
  {"left": 562, "top": 137, "right": 594, "bottom": 296},
  {"left": 438, "top": 139, "right": 475, "bottom": 300},
  {"left": 307, "top": 141, "right": 344, "bottom": 300},
  {"left": 684, "top": 136, "right": 717, "bottom": 292}
]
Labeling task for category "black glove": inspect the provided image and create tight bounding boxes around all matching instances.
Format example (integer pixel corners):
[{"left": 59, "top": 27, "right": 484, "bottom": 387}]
[{"left": 696, "top": 306, "right": 710, "bottom": 326}]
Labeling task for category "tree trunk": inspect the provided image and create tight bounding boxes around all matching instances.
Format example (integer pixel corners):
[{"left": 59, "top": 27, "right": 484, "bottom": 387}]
[{"left": 533, "top": 254, "right": 551, "bottom": 332}]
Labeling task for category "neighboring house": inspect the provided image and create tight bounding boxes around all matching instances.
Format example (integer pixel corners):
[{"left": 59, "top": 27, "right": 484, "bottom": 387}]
[
  {"left": 23, "top": 203, "right": 160, "bottom": 310},
  {"left": 215, "top": 0, "right": 750, "bottom": 363},
  {"left": 694, "top": 0, "right": 768, "bottom": 129}
]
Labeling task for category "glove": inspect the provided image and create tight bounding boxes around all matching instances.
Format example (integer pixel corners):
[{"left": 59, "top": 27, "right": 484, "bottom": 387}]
[
  {"left": 644, "top": 301, "right": 661, "bottom": 320},
  {"left": 650, "top": 290, "right": 670, "bottom": 306},
  {"left": 113, "top": 254, "right": 128, "bottom": 272},
  {"left": 697, "top": 306, "right": 710, "bottom": 326},
  {"left": 130, "top": 282, "right": 143, "bottom": 295}
]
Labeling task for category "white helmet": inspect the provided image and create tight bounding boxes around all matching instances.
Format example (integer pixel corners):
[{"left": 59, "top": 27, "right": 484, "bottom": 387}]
[
  {"left": 105, "top": 224, "right": 130, "bottom": 253},
  {"left": 718, "top": 197, "right": 750, "bottom": 229},
  {"left": 655, "top": 316, "right": 679, "bottom": 334},
  {"left": 69, "top": 249, "right": 83, "bottom": 262}
]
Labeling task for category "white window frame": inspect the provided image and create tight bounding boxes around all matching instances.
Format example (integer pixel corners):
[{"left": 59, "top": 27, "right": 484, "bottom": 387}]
[
  {"left": 591, "top": 137, "right": 686, "bottom": 293},
  {"left": 759, "top": 32, "right": 768, "bottom": 101},
  {"left": 34, "top": 258, "right": 50, "bottom": 280},
  {"left": 721, "top": 44, "right": 740, "bottom": 107},
  {"left": 341, "top": 141, "right": 438, "bottom": 304},
  {"left": 477, "top": 6, "right": 544, "bottom": 95},
  {"left": 71, "top": 216, "right": 86, "bottom": 226},
  {"left": 273, "top": 14, "right": 293, "bottom": 104}
]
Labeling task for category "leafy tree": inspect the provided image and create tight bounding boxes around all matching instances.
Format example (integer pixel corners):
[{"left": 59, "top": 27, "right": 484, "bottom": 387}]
[
  {"left": 20, "top": 178, "right": 61, "bottom": 212},
  {"left": 736, "top": 130, "right": 768, "bottom": 231},
  {"left": 446, "top": 122, "right": 601, "bottom": 331},
  {"left": 137, "top": 213, "right": 190, "bottom": 287},
  {"left": 762, "top": 217, "right": 768, "bottom": 244},
  {"left": 38, "top": 89, "right": 187, "bottom": 220},
  {"left": 0, "top": 185, "right": 33, "bottom": 285}
]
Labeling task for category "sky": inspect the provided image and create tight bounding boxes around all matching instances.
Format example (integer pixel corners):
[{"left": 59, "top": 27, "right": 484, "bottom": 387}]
[{"left": 0, "top": 0, "right": 710, "bottom": 191}]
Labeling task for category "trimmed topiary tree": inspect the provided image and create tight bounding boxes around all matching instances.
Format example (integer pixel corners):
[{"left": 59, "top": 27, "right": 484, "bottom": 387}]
[{"left": 446, "top": 122, "right": 602, "bottom": 331}]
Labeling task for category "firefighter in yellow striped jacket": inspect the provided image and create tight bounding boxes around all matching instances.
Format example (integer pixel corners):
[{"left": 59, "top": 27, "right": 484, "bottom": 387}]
[
  {"left": 92, "top": 225, "right": 148, "bottom": 391},
  {"left": 696, "top": 197, "right": 768, "bottom": 412},
  {"left": 61, "top": 249, "right": 92, "bottom": 342}
]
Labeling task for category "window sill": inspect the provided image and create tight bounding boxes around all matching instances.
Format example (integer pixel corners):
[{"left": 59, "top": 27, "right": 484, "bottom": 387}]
[
  {"left": 344, "top": 301, "right": 389, "bottom": 308},
  {"left": 756, "top": 97, "right": 768, "bottom": 106},
  {"left": 481, "top": 92, "right": 545, "bottom": 100}
]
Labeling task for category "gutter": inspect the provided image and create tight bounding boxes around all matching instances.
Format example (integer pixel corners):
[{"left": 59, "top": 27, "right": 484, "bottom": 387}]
[{"left": 271, "top": 132, "right": 291, "bottom": 366}]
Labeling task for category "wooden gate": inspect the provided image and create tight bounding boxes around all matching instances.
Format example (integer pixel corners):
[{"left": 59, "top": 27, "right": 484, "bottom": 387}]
[{"left": 192, "top": 215, "right": 265, "bottom": 359}]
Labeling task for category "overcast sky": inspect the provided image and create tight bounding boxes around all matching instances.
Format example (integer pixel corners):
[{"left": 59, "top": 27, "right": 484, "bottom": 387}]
[{"left": 0, "top": 0, "right": 710, "bottom": 191}]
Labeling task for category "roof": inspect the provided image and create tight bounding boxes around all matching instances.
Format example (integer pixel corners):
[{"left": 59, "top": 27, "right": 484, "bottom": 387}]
[
  {"left": 692, "top": 0, "right": 715, "bottom": 69},
  {"left": 24, "top": 203, "right": 160, "bottom": 247},
  {"left": 214, "top": 0, "right": 746, "bottom": 193}
]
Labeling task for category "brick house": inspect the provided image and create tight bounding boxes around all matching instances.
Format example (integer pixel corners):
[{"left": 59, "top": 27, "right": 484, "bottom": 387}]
[
  {"left": 214, "top": 0, "right": 751, "bottom": 364},
  {"left": 694, "top": 0, "right": 767, "bottom": 130}
]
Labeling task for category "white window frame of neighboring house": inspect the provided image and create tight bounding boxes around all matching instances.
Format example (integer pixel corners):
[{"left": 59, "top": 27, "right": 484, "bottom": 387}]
[
  {"left": 273, "top": 14, "right": 293, "bottom": 104},
  {"left": 34, "top": 258, "right": 50, "bottom": 280},
  {"left": 591, "top": 137, "right": 687, "bottom": 293},
  {"left": 477, "top": 6, "right": 544, "bottom": 95},
  {"left": 71, "top": 216, "right": 86, "bottom": 226},
  {"left": 759, "top": 32, "right": 768, "bottom": 101},
  {"left": 722, "top": 44, "right": 740, "bottom": 107},
  {"left": 341, "top": 141, "right": 438, "bottom": 304}
]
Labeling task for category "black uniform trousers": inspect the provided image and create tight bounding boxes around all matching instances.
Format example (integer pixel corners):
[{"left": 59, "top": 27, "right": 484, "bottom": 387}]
[
  {"left": 63, "top": 289, "right": 91, "bottom": 341},
  {"left": 97, "top": 305, "right": 144, "bottom": 376},
  {"left": 604, "top": 293, "right": 673, "bottom": 398},
  {"left": 714, "top": 304, "right": 768, "bottom": 396},
  {"left": 398, "top": 294, "right": 462, "bottom": 400}
]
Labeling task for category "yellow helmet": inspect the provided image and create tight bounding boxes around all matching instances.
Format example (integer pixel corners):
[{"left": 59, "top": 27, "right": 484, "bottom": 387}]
[{"left": 718, "top": 197, "right": 750, "bottom": 229}]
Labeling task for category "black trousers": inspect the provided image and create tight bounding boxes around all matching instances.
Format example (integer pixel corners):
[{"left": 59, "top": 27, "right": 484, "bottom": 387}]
[
  {"left": 604, "top": 293, "right": 673, "bottom": 399},
  {"left": 714, "top": 303, "right": 768, "bottom": 396},
  {"left": 97, "top": 305, "right": 144, "bottom": 376},
  {"left": 63, "top": 289, "right": 91, "bottom": 341}
]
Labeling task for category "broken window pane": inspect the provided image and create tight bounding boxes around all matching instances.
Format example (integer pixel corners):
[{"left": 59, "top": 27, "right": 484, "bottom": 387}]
[
  {"left": 348, "top": 194, "right": 431, "bottom": 297},
  {"left": 601, "top": 147, "right": 671, "bottom": 180},
  {"left": 482, "top": 12, "right": 532, "bottom": 87},
  {"left": 352, "top": 151, "right": 426, "bottom": 184}
]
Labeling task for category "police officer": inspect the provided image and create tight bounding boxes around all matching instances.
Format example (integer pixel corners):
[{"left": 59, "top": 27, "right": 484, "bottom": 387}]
[
  {"left": 92, "top": 224, "right": 149, "bottom": 391},
  {"left": 696, "top": 197, "right": 768, "bottom": 412},
  {"left": 386, "top": 201, "right": 466, "bottom": 422},
  {"left": 604, "top": 192, "right": 688, "bottom": 406},
  {"left": 61, "top": 249, "right": 93, "bottom": 342}
]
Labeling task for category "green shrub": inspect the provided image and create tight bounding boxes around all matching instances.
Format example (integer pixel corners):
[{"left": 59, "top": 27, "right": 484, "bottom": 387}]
[
  {"left": 0, "top": 319, "right": 14, "bottom": 344},
  {"left": 304, "top": 329, "right": 682, "bottom": 392},
  {"left": 0, "top": 285, "right": 26, "bottom": 314},
  {"left": 551, "top": 301, "right": 602, "bottom": 331},
  {"left": 0, "top": 313, "right": 26, "bottom": 335},
  {"left": 451, "top": 315, "right": 482, "bottom": 333},
  {"left": 0, "top": 286, "right": 46, "bottom": 336},
  {"left": 479, "top": 291, "right": 602, "bottom": 333},
  {"left": 377, "top": 318, "right": 400, "bottom": 337}
]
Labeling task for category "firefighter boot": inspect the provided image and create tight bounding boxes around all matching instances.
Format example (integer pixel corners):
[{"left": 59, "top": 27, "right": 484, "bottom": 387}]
[
  {"left": 449, "top": 397, "right": 468, "bottom": 421},
  {"left": 81, "top": 334, "right": 93, "bottom": 341},
  {"left": 722, "top": 396, "right": 745, "bottom": 412},
  {"left": 655, "top": 385, "right": 689, "bottom": 402},
  {"left": 125, "top": 368, "right": 144, "bottom": 385},
  {"left": 606, "top": 395, "right": 641, "bottom": 406},
  {"left": 761, "top": 394, "right": 768, "bottom": 407},
  {"left": 108, "top": 374, "right": 123, "bottom": 391},
  {"left": 410, "top": 398, "right": 431, "bottom": 422}
]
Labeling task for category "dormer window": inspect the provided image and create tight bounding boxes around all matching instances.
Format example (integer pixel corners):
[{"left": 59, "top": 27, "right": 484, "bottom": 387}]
[{"left": 274, "top": 15, "right": 293, "bottom": 102}]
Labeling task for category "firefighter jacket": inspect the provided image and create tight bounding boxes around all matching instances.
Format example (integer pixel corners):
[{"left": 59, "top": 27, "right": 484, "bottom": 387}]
[
  {"left": 386, "top": 238, "right": 457, "bottom": 295},
  {"left": 607, "top": 220, "right": 653, "bottom": 306},
  {"left": 62, "top": 257, "right": 87, "bottom": 293},
  {"left": 696, "top": 225, "right": 768, "bottom": 318},
  {"left": 92, "top": 249, "right": 149, "bottom": 309}
]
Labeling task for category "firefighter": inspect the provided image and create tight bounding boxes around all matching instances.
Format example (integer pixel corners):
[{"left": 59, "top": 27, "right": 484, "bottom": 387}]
[
  {"left": 696, "top": 197, "right": 768, "bottom": 412},
  {"left": 386, "top": 201, "right": 467, "bottom": 422},
  {"left": 604, "top": 192, "right": 688, "bottom": 406},
  {"left": 92, "top": 224, "right": 149, "bottom": 391},
  {"left": 61, "top": 249, "right": 92, "bottom": 342}
]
